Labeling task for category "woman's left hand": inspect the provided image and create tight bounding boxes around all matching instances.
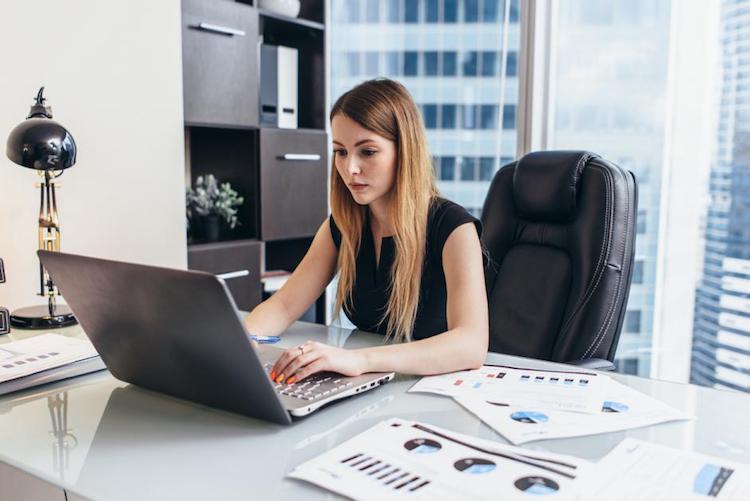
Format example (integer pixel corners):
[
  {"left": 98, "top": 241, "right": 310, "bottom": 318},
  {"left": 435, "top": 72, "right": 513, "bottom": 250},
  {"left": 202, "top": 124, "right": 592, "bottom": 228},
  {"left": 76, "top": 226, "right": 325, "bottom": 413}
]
[{"left": 269, "top": 341, "right": 367, "bottom": 384}]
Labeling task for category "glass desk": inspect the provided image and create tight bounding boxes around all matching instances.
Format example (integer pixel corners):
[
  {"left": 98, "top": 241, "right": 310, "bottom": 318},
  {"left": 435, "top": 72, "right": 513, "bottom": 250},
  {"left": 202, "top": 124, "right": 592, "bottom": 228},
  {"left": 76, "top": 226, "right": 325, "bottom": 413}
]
[{"left": 0, "top": 322, "right": 748, "bottom": 500}]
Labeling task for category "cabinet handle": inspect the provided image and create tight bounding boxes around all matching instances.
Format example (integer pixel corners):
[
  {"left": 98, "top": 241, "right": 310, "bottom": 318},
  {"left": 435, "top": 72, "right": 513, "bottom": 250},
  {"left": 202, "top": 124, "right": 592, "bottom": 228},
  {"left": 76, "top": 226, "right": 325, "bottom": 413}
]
[
  {"left": 217, "top": 270, "right": 250, "bottom": 280},
  {"left": 280, "top": 154, "right": 321, "bottom": 161},
  {"left": 0, "top": 308, "right": 9, "bottom": 335},
  {"left": 195, "top": 22, "right": 246, "bottom": 37}
]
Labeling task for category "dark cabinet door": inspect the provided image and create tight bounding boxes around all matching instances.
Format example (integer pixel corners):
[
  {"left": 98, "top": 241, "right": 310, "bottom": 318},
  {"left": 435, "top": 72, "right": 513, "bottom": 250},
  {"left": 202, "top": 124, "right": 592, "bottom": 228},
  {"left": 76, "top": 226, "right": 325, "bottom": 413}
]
[
  {"left": 182, "top": 0, "right": 259, "bottom": 128},
  {"left": 260, "top": 129, "right": 328, "bottom": 240},
  {"left": 187, "top": 240, "right": 262, "bottom": 312}
]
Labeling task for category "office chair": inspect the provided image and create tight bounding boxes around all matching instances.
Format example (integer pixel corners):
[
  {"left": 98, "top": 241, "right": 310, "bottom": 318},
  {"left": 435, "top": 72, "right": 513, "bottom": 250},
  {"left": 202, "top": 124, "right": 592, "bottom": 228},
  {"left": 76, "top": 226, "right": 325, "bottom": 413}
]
[{"left": 481, "top": 151, "right": 637, "bottom": 371}]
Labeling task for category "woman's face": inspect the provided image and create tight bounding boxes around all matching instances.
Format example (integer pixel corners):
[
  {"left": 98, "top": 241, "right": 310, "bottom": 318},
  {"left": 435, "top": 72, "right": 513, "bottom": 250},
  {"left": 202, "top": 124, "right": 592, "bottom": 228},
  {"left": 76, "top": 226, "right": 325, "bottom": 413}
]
[{"left": 332, "top": 113, "right": 397, "bottom": 207}]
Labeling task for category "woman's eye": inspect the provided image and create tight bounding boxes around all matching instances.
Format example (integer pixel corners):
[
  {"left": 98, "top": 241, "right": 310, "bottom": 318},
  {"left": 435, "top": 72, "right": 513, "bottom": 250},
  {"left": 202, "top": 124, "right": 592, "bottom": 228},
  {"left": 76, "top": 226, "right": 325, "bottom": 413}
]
[
  {"left": 334, "top": 149, "right": 347, "bottom": 157},
  {"left": 362, "top": 149, "right": 377, "bottom": 157}
]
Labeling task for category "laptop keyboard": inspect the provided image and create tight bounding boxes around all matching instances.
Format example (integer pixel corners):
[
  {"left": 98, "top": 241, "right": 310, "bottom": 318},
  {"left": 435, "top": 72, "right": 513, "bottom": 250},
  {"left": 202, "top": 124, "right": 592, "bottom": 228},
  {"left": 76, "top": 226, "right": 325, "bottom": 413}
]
[{"left": 263, "top": 364, "right": 354, "bottom": 401}]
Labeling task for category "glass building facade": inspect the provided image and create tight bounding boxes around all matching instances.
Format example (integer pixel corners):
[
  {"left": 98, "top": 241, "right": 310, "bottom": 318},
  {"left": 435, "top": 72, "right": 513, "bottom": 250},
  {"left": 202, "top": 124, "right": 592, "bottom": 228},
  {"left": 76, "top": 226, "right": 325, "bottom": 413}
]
[
  {"left": 329, "top": 0, "right": 520, "bottom": 216},
  {"left": 691, "top": 0, "right": 750, "bottom": 392}
]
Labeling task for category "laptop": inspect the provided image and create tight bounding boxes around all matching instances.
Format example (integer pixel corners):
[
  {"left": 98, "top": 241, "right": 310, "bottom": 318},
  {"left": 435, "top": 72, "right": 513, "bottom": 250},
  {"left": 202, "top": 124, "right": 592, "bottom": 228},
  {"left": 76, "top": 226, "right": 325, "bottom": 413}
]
[{"left": 38, "top": 251, "right": 395, "bottom": 425}]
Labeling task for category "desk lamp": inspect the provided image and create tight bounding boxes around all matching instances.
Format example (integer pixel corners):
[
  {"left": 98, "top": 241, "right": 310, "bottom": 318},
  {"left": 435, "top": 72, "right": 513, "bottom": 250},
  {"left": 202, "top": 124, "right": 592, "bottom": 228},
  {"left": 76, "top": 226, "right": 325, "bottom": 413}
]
[{"left": 5, "top": 87, "right": 78, "bottom": 329}]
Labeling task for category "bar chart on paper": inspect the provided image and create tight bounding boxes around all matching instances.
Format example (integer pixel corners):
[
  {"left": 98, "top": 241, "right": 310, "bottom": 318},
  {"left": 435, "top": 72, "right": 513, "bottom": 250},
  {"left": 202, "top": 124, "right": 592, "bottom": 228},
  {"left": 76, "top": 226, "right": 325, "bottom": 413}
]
[
  {"left": 408, "top": 365, "right": 610, "bottom": 413},
  {"left": 288, "top": 418, "right": 592, "bottom": 501}
]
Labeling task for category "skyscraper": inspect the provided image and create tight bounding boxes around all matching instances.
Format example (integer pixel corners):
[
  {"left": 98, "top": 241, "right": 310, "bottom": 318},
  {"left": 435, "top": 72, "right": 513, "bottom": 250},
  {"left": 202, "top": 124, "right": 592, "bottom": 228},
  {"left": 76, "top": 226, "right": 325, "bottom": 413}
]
[
  {"left": 329, "top": 0, "right": 520, "bottom": 217},
  {"left": 691, "top": 0, "right": 750, "bottom": 392}
]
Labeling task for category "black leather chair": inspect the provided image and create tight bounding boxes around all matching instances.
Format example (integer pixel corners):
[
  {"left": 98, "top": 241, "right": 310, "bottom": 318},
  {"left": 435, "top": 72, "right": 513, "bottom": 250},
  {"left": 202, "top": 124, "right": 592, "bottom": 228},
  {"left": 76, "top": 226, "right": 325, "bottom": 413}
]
[{"left": 481, "top": 151, "right": 637, "bottom": 370}]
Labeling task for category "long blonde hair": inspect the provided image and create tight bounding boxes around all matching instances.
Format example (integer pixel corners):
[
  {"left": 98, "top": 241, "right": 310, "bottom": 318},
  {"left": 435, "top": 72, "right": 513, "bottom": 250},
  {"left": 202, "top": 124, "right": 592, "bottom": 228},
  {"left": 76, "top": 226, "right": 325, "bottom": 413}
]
[{"left": 331, "top": 78, "right": 439, "bottom": 343}]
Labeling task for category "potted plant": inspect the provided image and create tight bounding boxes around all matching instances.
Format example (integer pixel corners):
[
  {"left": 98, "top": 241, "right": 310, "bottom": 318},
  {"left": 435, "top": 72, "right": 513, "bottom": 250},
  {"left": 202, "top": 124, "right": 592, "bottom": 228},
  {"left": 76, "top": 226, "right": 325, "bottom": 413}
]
[{"left": 186, "top": 174, "right": 244, "bottom": 242}]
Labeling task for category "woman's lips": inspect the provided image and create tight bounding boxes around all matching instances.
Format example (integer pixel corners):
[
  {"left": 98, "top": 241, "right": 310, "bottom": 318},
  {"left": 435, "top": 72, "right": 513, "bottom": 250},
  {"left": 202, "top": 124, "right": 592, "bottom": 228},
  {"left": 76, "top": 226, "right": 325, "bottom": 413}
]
[{"left": 349, "top": 183, "right": 368, "bottom": 192}]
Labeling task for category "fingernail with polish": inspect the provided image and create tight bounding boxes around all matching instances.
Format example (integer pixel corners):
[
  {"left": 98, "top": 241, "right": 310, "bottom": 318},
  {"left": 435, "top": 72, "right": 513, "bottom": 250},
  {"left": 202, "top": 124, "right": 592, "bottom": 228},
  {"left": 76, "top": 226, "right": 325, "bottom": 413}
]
[
  {"left": 270, "top": 371, "right": 276, "bottom": 380},
  {"left": 287, "top": 376, "right": 297, "bottom": 384},
  {"left": 276, "top": 374, "right": 285, "bottom": 383}
]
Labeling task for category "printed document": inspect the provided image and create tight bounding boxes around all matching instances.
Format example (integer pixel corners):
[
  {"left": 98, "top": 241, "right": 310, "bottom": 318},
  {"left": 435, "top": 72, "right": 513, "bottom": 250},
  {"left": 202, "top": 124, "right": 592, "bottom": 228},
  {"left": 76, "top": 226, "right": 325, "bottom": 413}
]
[
  {"left": 0, "top": 334, "right": 99, "bottom": 383},
  {"left": 289, "top": 418, "right": 592, "bottom": 500},
  {"left": 456, "top": 378, "right": 693, "bottom": 444},
  {"left": 576, "top": 438, "right": 750, "bottom": 500},
  {"left": 408, "top": 364, "right": 609, "bottom": 413}
]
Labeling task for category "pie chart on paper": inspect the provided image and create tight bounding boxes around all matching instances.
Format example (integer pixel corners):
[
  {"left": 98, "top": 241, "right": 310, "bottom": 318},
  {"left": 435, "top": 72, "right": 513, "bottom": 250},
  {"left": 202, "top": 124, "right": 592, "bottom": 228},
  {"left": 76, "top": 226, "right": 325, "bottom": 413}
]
[{"left": 510, "top": 411, "right": 550, "bottom": 424}]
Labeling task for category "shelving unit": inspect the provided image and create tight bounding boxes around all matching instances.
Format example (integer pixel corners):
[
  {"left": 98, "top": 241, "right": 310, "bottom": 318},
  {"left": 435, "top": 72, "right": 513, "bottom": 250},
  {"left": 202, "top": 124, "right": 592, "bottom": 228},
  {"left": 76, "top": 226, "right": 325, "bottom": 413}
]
[{"left": 181, "top": 0, "right": 327, "bottom": 318}]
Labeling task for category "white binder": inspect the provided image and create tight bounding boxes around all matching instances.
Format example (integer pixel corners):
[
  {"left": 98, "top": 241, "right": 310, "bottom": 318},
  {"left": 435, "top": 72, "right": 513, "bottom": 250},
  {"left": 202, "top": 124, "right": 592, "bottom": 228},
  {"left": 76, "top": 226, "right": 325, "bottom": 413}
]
[{"left": 277, "top": 45, "right": 298, "bottom": 129}]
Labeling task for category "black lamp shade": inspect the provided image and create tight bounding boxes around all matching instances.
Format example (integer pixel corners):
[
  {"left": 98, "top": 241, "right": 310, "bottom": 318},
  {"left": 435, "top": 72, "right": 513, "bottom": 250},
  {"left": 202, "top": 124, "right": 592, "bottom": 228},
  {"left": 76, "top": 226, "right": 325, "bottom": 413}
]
[{"left": 6, "top": 118, "right": 77, "bottom": 171}]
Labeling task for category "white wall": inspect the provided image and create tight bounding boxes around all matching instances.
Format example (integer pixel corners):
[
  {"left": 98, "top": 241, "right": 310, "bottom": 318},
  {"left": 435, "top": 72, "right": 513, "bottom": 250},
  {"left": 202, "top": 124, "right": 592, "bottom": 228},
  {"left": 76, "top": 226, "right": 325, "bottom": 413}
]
[{"left": 0, "top": 0, "right": 186, "bottom": 311}]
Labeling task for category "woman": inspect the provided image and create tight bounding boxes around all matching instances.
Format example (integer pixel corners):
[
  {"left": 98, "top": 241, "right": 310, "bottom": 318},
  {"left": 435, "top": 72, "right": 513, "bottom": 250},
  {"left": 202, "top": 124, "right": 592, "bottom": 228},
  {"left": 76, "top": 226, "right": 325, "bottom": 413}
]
[{"left": 245, "top": 78, "right": 488, "bottom": 384}]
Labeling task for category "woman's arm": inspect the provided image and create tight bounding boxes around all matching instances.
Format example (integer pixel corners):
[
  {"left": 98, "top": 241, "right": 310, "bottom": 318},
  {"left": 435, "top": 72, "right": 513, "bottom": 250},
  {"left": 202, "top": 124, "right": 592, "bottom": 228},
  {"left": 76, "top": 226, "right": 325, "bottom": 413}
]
[
  {"left": 271, "top": 222, "right": 488, "bottom": 383},
  {"left": 244, "top": 220, "right": 338, "bottom": 336}
]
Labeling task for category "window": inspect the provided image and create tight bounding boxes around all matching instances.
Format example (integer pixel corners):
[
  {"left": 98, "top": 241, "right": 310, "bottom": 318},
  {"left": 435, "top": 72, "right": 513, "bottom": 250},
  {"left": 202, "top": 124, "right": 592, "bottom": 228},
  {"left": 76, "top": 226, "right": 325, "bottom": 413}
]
[
  {"left": 441, "top": 104, "right": 457, "bottom": 129},
  {"left": 480, "top": 104, "right": 497, "bottom": 129},
  {"left": 346, "top": 0, "right": 360, "bottom": 22},
  {"left": 483, "top": 0, "right": 499, "bottom": 22},
  {"left": 617, "top": 358, "right": 639, "bottom": 375},
  {"left": 424, "top": 51, "right": 439, "bottom": 76},
  {"left": 444, "top": 0, "right": 458, "bottom": 22},
  {"left": 479, "top": 157, "right": 495, "bottom": 181},
  {"left": 405, "top": 0, "right": 418, "bottom": 23},
  {"left": 404, "top": 51, "right": 418, "bottom": 76},
  {"left": 346, "top": 52, "right": 360, "bottom": 76},
  {"left": 461, "top": 104, "right": 477, "bottom": 129},
  {"left": 508, "top": 0, "right": 519, "bottom": 23},
  {"left": 385, "top": 51, "right": 400, "bottom": 75},
  {"left": 442, "top": 51, "right": 457, "bottom": 76},
  {"left": 481, "top": 51, "right": 498, "bottom": 76},
  {"left": 464, "top": 0, "right": 479, "bottom": 23},
  {"left": 365, "top": 51, "right": 379, "bottom": 75},
  {"left": 440, "top": 157, "right": 456, "bottom": 181},
  {"left": 426, "top": 0, "right": 439, "bottom": 22},
  {"left": 502, "top": 104, "right": 516, "bottom": 129},
  {"left": 625, "top": 310, "right": 642, "bottom": 333},
  {"left": 633, "top": 260, "right": 644, "bottom": 284},
  {"left": 387, "top": 0, "right": 401, "bottom": 23},
  {"left": 365, "top": 0, "right": 379, "bottom": 22},
  {"left": 506, "top": 51, "right": 518, "bottom": 77},
  {"left": 423, "top": 104, "right": 438, "bottom": 129},
  {"left": 461, "top": 157, "right": 477, "bottom": 180},
  {"left": 462, "top": 51, "right": 479, "bottom": 76},
  {"left": 637, "top": 209, "right": 647, "bottom": 234}
]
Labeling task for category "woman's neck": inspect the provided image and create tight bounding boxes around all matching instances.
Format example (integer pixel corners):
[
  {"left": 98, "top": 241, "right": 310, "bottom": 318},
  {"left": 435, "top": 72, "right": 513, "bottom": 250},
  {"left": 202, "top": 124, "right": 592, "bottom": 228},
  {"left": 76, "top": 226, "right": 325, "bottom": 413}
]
[{"left": 368, "top": 197, "right": 394, "bottom": 237}]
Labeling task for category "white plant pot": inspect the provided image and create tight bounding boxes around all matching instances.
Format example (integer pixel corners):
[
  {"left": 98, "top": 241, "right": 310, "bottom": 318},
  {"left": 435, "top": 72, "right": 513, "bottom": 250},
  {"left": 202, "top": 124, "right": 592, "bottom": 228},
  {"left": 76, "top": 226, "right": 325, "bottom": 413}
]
[{"left": 258, "top": 0, "right": 301, "bottom": 18}]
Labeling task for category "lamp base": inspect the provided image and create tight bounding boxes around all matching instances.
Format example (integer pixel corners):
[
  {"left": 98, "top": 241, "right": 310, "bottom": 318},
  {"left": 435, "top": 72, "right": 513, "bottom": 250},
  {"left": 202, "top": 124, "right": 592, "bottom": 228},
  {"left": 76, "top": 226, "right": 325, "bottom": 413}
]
[{"left": 9, "top": 304, "right": 78, "bottom": 330}]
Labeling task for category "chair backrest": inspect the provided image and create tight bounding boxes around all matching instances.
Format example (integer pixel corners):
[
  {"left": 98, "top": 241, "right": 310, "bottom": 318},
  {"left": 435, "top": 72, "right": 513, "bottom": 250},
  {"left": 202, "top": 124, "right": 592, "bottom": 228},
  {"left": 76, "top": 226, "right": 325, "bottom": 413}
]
[{"left": 480, "top": 151, "right": 637, "bottom": 362}]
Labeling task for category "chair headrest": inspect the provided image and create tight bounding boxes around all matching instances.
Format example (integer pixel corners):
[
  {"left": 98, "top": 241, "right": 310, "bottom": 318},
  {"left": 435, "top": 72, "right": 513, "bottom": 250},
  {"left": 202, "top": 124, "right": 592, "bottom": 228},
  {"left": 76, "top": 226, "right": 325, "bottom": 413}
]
[{"left": 513, "top": 150, "right": 600, "bottom": 223}]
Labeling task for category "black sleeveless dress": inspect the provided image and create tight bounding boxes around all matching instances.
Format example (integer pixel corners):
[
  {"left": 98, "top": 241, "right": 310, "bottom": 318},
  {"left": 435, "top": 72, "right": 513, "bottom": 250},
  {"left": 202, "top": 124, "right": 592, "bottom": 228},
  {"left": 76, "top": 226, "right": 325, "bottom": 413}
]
[{"left": 329, "top": 197, "right": 481, "bottom": 340}]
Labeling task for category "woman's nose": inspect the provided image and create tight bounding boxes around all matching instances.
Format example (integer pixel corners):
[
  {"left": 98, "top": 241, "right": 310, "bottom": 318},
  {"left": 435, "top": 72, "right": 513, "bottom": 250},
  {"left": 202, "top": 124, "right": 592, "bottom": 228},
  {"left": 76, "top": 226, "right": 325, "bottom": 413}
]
[{"left": 345, "top": 158, "right": 361, "bottom": 176}]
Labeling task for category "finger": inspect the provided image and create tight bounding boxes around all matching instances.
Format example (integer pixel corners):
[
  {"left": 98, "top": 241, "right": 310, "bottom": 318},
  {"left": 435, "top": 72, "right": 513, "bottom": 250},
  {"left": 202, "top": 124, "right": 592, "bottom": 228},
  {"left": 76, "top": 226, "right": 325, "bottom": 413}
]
[
  {"left": 270, "top": 341, "right": 316, "bottom": 380},
  {"left": 292, "top": 359, "right": 326, "bottom": 382},
  {"left": 284, "top": 351, "right": 321, "bottom": 383},
  {"left": 271, "top": 348, "right": 305, "bottom": 383}
]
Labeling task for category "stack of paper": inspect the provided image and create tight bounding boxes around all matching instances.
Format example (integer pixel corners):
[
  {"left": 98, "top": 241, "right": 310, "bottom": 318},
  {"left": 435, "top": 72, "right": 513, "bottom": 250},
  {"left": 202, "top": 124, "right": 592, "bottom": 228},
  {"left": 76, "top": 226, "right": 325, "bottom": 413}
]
[
  {"left": 289, "top": 418, "right": 592, "bottom": 500},
  {"left": 0, "top": 334, "right": 105, "bottom": 395},
  {"left": 409, "top": 364, "right": 693, "bottom": 444}
]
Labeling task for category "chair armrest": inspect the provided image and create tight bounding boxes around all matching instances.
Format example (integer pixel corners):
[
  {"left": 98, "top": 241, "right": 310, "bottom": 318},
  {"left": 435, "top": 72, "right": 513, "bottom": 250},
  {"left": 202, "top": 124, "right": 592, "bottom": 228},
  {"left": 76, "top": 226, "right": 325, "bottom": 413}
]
[{"left": 566, "top": 358, "right": 616, "bottom": 371}]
